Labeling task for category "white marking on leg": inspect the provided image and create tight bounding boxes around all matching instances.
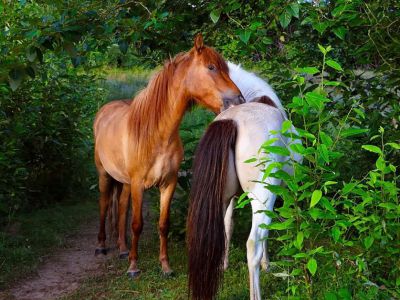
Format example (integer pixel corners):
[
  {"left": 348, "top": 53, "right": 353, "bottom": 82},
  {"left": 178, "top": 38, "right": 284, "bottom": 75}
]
[{"left": 223, "top": 198, "right": 235, "bottom": 270}]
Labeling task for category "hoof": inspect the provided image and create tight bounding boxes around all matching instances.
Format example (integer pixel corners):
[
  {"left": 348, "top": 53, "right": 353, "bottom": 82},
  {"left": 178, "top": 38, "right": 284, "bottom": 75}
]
[
  {"left": 95, "top": 248, "right": 107, "bottom": 256},
  {"left": 127, "top": 270, "right": 141, "bottom": 278},
  {"left": 162, "top": 270, "right": 175, "bottom": 277},
  {"left": 119, "top": 252, "right": 129, "bottom": 260}
]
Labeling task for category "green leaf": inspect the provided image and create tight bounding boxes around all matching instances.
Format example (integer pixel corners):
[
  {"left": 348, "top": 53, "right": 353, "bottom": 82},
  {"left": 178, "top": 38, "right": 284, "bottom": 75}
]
[
  {"left": 376, "top": 156, "right": 385, "bottom": 171},
  {"left": 297, "top": 67, "right": 320, "bottom": 75},
  {"left": 307, "top": 258, "right": 317, "bottom": 276},
  {"left": 265, "top": 184, "right": 287, "bottom": 195},
  {"left": 361, "top": 145, "right": 382, "bottom": 155},
  {"left": 320, "top": 131, "right": 333, "bottom": 146},
  {"left": 290, "top": 143, "right": 306, "bottom": 155},
  {"left": 332, "top": 26, "right": 347, "bottom": 40},
  {"left": 310, "top": 190, "right": 322, "bottom": 208},
  {"left": 287, "top": 3, "right": 299, "bottom": 18},
  {"left": 326, "top": 59, "right": 343, "bottom": 71},
  {"left": 267, "top": 218, "right": 294, "bottom": 230},
  {"left": 364, "top": 236, "right": 374, "bottom": 249},
  {"left": 279, "top": 10, "right": 292, "bottom": 28},
  {"left": 332, "top": 4, "right": 347, "bottom": 17},
  {"left": 340, "top": 128, "right": 368, "bottom": 137},
  {"left": 386, "top": 142, "right": 400, "bottom": 150},
  {"left": 210, "top": 10, "right": 220, "bottom": 23},
  {"left": 342, "top": 182, "right": 356, "bottom": 194},
  {"left": 313, "top": 22, "right": 329, "bottom": 34},
  {"left": 261, "top": 138, "right": 279, "bottom": 148},
  {"left": 324, "top": 81, "right": 342, "bottom": 86},
  {"left": 318, "top": 44, "right": 327, "bottom": 55},
  {"left": 319, "top": 144, "right": 330, "bottom": 163},
  {"left": 282, "top": 120, "right": 292, "bottom": 133},
  {"left": 331, "top": 227, "right": 340, "bottom": 242},
  {"left": 238, "top": 30, "right": 252, "bottom": 44},
  {"left": 244, "top": 158, "right": 257, "bottom": 163},
  {"left": 236, "top": 192, "right": 250, "bottom": 209},
  {"left": 296, "top": 231, "right": 304, "bottom": 249},
  {"left": 305, "top": 92, "right": 330, "bottom": 110},
  {"left": 250, "top": 21, "right": 263, "bottom": 30},
  {"left": 263, "top": 146, "right": 290, "bottom": 156}
]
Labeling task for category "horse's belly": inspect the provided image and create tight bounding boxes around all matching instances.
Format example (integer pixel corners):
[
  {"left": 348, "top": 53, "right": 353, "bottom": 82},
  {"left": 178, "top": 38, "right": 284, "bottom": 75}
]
[
  {"left": 101, "top": 158, "right": 130, "bottom": 184},
  {"left": 144, "top": 151, "right": 181, "bottom": 188}
]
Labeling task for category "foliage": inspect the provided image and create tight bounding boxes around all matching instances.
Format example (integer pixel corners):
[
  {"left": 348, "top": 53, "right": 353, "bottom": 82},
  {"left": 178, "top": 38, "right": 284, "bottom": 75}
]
[
  {"left": 252, "top": 45, "right": 399, "bottom": 299},
  {"left": 0, "top": 54, "right": 103, "bottom": 219},
  {"left": 1, "top": 1, "right": 399, "bottom": 298}
]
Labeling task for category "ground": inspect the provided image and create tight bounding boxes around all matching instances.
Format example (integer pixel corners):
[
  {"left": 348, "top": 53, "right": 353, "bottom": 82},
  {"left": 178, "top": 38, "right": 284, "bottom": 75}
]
[{"left": 1, "top": 193, "right": 284, "bottom": 300}]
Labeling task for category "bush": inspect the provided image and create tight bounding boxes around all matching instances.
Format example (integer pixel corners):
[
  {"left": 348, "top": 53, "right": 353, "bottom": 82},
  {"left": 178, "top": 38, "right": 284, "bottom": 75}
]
[
  {"left": 250, "top": 45, "right": 399, "bottom": 299},
  {"left": 0, "top": 55, "right": 104, "bottom": 221}
]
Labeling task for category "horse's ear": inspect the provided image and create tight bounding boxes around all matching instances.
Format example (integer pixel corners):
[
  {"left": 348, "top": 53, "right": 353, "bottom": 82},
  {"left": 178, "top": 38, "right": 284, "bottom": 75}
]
[{"left": 194, "top": 33, "right": 204, "bottom": 53}]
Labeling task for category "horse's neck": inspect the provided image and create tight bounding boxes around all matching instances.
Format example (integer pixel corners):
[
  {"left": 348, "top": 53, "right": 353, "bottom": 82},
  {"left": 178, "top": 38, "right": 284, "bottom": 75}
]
[
  {"left": 228, "top": 62, "right": 286, "bottom": 115},
  {"left": 130, "top": 79, "right": 187, "bottom": 143}
]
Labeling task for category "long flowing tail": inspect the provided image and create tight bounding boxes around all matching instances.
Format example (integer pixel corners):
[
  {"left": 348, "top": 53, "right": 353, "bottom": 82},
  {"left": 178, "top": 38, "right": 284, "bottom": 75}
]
[{"left": 187, "top": 119, "right": 237, "bottom": 300}]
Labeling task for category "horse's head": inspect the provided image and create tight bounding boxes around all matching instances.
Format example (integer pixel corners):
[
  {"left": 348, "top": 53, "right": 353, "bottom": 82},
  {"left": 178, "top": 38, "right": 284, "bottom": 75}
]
[{"left": 182, "top": 34, "right": 244, "bottom": 113}]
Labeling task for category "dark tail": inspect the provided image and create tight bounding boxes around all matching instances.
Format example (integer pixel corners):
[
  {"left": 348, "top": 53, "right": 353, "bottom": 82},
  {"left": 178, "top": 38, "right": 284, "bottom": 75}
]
[{"left": 187, "top": 119, "right": 237, "bottom": 300}]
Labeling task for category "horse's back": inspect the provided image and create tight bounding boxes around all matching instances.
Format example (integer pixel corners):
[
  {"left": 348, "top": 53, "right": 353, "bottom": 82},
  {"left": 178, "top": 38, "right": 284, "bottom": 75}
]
[
  {"left": 216, "top": 102, "right": 285, "bottom": 191},
  {"left": 94, "top": 99, "right": 133, "bottom": 183},
  {"left": 93, "top": 99, "right": 132, "bottom": 137}
]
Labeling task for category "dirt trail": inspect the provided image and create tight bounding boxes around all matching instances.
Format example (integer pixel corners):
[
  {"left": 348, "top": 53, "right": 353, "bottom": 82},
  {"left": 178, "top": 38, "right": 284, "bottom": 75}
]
[
  {"left": 6, "top": 218, "right": 113, "bottom": 300},
  {"left": 4, "top": 197, "right": 155, "bottom": 300}
]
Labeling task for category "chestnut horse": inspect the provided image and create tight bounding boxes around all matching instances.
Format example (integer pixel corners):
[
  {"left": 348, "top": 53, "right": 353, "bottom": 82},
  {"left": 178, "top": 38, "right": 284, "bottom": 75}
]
[
  {"left": 187, "top": 64, "right": 302, "bottom": 300},
  {"left": 93, "top": 34, "right": 244, "bottom": 277}
]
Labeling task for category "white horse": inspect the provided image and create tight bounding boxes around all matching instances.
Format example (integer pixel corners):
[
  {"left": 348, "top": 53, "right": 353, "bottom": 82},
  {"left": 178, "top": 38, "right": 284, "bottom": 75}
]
[{"left": 187, "top": 63, "right": 302, "bottom": 300}]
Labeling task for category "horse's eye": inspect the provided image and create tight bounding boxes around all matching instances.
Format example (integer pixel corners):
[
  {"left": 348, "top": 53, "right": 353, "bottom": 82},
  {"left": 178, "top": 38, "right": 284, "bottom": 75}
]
[{"left": 208, "top": 64, "right": 216, "bottom": 71}]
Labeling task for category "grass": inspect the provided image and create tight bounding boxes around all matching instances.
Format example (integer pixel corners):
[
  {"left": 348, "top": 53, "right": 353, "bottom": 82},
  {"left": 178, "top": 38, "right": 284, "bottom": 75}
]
[
  {"left": 99, "top": 67, "right": 153, "bottom": 100},
  {"left": 0, "top": 199, "right": 97, "bottom": 289},
  {"left": 63, "top": 200, "right": 286, "bottom": 300}
]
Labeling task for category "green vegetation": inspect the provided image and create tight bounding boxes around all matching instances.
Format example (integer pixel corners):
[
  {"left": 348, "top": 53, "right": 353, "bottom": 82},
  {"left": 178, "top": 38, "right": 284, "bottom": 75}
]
[{"left": 1, "top": 0, "right": 399, "bottom": 299}]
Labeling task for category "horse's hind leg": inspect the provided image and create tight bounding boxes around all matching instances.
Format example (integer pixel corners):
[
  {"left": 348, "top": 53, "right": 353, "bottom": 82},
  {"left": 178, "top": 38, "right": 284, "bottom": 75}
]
[
  {"left": 223, "top": 198, "right": 235, "bottom": 270},
  {"left": 117, "top": 183, "right": 130, "bottom": 259},
  {"left": 127, "top": 181, "right": 144, "bottom": 278},
  {"left": 246, "top": 186, "right": 277, "bottom": 300},
  {"left": 96, "top": 170, "right": 113, "bottom": 256},
  {"left": 261, "top": 240, "right": 270, "bottom": 272},
  {"left": 158, "top": 176, "right": 178, "bottom": 275}
]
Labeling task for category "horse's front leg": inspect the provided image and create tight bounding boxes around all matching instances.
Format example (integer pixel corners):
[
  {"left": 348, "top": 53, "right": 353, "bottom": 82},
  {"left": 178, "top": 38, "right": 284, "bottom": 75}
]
[
  {"left": 127, "top": 181, "right": 144, "bottom": 278},
  {"left": 117, "top": 183, "right": 130, "bottom": 259},
  {"left": 158, "top": 176, "right": 177, "bottom": 275}
]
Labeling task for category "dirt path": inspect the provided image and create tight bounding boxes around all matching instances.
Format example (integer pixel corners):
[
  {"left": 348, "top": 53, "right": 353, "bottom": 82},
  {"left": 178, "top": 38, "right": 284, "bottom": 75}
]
[
  {"left": 1, "top": 195, "right": 156, "bottom": 300},
  {"left": 6, "top": 218, "right": 113, "bottom": 300}
]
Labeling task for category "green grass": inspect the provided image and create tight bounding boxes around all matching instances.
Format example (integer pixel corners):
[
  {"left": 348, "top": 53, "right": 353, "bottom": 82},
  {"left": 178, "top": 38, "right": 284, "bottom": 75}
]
[
  {"left": 63, "top": 201, "right": 285, "bottom": 300},
  {"left": 99, "top": 67, "right": 153, "bottom": 101},
  {"left": 0, "top": 199, "right": 97, "bottom": 289}
]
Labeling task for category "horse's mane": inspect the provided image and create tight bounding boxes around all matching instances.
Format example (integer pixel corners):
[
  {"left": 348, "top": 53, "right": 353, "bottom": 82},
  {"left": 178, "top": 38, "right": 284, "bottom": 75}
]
[
  {"left": 227, "top": 62, "right": 287, "bottom": 117},
  {"left": 129, "top": 52, "right": 191, "bottom": 159}
]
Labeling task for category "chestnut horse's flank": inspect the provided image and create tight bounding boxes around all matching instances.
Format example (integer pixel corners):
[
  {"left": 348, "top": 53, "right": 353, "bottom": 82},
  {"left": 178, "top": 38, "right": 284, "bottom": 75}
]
[{"left": 93, "top": 34, "right": 243, "bottom": 277}]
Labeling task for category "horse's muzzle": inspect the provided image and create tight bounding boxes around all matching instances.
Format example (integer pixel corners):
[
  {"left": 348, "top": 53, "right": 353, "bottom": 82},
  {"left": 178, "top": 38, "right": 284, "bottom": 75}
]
[{"left": 223, "top": 94, "right": 245, "bottom": 110}]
